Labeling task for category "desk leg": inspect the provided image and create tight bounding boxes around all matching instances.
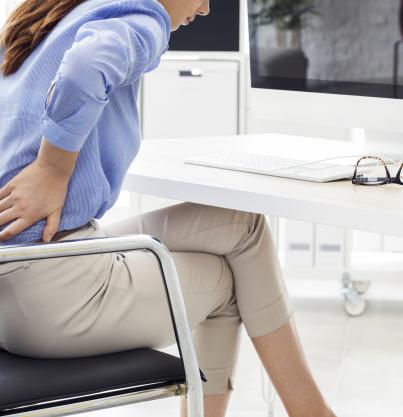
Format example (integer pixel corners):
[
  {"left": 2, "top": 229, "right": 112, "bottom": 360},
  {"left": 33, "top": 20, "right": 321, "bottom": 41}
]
[
  {"left": 267, "top": 215, "right": 279, "bottom": 248},
  {"left": 261, "top": 365, "right": 276, "bottom": 417},
  {"left": 341, "top": 228, "right": 369, "bottom": 316},
  {"left": 263, "top": 215, "right": 279, "bottom": 416},
  {"left": 130, "top": 192, "right": 142, "bottom": 215}
]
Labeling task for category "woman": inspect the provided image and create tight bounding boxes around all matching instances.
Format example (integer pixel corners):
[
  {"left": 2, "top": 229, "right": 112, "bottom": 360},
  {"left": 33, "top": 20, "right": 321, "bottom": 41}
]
[{"left": 0, "top": 0, "right": 337, "bottom": 416}]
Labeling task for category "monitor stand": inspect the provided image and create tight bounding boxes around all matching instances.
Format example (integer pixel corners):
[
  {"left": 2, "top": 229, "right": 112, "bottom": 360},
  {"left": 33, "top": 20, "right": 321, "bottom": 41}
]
[{"left": 348, "top": 128, "right": 403, "bottom": 162}]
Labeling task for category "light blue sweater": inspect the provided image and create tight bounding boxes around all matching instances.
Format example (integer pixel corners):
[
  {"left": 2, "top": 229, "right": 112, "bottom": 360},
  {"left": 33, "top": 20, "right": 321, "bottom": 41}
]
[{"left": 0, "top": 0, "right": 171, "bottom": 245}]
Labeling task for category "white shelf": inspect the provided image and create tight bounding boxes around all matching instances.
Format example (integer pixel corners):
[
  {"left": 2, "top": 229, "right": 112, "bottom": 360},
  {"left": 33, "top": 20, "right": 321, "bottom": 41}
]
[{"left": 162, "top": 50, "right": 244, "bottom": 62}]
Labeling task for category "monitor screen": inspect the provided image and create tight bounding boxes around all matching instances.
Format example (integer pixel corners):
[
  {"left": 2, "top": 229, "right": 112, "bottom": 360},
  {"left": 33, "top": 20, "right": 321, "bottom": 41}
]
[
  {"left": 248, "top": 0, "right": 403, "bottom": 99},
  {"left": 169, "top": 0, "right": 240, "bottom": 52}
]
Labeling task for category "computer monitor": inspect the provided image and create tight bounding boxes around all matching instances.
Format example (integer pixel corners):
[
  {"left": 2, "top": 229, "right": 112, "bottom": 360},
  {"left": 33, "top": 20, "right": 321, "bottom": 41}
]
[{"left": 247, "top": 0, "right": 403, "bottom": 159}]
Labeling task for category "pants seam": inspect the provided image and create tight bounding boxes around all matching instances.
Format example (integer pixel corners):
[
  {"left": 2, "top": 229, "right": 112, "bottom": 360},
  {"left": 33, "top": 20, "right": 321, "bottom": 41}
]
[
  {"left": 169, "top": 221, "right": 252, "bottom": 248},
  {"left": 183, "top": 288, "right": 233, "bottom": 295}
]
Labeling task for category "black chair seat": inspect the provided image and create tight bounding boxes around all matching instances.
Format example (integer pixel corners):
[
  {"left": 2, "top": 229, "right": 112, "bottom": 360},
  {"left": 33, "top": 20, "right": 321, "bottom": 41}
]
[{"left": 0, "top": 348, "right": 188, "bottom": 414}]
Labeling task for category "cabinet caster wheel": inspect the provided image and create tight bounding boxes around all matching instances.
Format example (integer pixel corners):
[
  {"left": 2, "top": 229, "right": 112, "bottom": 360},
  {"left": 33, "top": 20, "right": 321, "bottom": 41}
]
[
  {"left": 352, "top": 280, "right": 371, "bottom": 295},
  {"left": 343, "top": 297, "right": 366, "bottom": 317}
]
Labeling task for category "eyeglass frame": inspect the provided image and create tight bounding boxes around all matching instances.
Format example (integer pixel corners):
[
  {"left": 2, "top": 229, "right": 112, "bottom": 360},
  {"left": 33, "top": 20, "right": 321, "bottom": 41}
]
[{"left": 352, "top": 155, "right": 403, "bottom": 186}]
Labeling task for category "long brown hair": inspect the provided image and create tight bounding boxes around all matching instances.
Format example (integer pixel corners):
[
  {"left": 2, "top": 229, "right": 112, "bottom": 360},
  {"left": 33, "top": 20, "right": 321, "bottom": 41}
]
[{"left": 0, "top": 0, "right": 87, "bottom": 77}]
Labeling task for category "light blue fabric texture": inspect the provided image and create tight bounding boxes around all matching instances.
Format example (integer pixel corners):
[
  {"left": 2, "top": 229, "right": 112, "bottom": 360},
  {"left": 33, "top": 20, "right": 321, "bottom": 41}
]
[{"left": 0, "top": 0, "right": 171, "bottom": 245}]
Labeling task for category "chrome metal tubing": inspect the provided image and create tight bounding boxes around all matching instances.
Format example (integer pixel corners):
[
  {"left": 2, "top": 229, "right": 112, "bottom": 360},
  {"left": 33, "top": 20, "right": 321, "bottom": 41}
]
[
  {"left": 0, "top": 235, "right": 204, "bottom": 417},
  {"left": 5, "top": 383, "right": 186, "bottom": 417}
]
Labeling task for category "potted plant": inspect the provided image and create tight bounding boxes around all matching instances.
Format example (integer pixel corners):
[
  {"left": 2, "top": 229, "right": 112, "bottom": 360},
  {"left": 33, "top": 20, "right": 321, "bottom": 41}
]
[{"left": 252, "top": 0, "right": 320, "bottom": 48}]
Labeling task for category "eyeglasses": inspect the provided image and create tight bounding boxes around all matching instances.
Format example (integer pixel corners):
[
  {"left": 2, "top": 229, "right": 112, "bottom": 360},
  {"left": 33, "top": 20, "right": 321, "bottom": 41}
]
[{"left": 352, "top": 156, "right": 403, "bottom": 186}]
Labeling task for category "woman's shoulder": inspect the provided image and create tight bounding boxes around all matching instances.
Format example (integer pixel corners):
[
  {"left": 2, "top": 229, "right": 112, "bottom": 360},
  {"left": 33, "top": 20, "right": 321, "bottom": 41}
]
[
  {"left": 63, "top": 0, "right": 167, "bottom": 23},
  {"left": 49, "top": 0, "right": 169, "bottom": 43}
]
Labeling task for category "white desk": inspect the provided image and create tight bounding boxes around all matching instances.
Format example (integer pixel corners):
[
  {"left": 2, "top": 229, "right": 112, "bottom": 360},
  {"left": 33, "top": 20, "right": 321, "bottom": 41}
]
[
  {"left": 122, "top": 134, "right": 403, "bottom": 237},
  {"left": 122, "top": 133, "right": 402, "bottom": 407}
]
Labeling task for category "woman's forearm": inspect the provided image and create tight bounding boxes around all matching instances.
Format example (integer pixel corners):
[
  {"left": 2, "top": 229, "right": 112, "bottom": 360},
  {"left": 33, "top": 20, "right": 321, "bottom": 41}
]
[{"left": 36, "top": 137, "right": 79, "bottom": 178}]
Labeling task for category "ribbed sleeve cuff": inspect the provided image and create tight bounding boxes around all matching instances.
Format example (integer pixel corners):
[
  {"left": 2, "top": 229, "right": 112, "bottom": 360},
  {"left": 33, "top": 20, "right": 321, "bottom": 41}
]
[
  {"left": 39, "top": 73, "right": 109, "bottom": 152},
  {"left": 40, "top": 115, "right": 87, "bottom": 152}
]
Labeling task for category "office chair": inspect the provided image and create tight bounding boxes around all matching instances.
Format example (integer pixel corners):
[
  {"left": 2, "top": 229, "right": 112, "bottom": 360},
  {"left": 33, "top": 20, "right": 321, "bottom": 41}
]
[{"left": 0, "top": 234, "right": 205, "bottom": 417}]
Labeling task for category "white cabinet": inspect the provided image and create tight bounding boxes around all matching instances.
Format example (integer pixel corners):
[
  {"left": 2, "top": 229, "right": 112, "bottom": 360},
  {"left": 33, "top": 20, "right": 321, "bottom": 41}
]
[
  {"left": 137, "top": 58, "right": 240, "bottom": 214},
  {"left": 383, "top": 235, "right": 403, "bottom": 253},
  {"left": 351, "top": 230, "right": 382, "bottom": 253},
  {"left": 142, "top": 59, "right": 239, "bottom": 139},
  {"left": 315, "top": 224, "right": 345, "bottom": 268},
  {"left": 281, "top": 219, "right": 315, "bottom": 268}
]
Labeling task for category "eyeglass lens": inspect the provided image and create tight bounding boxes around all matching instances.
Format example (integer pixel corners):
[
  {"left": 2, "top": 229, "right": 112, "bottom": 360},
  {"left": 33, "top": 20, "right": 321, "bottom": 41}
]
[
  {"left": 355, "top": 157, "right": 403, "bottom": 185},
  {"left": 355, "top": 157, "right": 389, "bottom": 185}
]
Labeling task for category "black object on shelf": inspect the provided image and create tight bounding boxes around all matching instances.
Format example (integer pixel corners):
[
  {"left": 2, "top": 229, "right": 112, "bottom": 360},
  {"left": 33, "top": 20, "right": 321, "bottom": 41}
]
[{"left": 168, "top": 0, "right": 240, "bottom": 52}]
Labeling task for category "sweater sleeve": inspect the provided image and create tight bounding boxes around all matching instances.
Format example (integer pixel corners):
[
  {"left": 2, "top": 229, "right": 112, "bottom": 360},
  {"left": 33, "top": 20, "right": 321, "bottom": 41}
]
[{"left": 39, "top": 4, "right": 170, "bottom": 152}]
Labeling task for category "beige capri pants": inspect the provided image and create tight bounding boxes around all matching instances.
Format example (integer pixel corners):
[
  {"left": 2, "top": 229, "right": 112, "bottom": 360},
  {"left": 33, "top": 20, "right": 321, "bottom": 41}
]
[{"left": 0, "top": 202, "right": 294, "bottom": 396}]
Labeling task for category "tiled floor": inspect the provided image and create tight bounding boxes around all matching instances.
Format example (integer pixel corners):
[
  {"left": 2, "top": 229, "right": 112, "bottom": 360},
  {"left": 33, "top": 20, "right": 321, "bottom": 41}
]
[{"left": 78, "top": 278, "right": 403, "bottom": 417}]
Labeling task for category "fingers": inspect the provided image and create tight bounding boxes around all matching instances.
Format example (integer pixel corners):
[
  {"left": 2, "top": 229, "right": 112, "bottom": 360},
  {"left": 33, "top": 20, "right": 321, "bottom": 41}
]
[
  {"left": 0, "top": 207, "right": 63, "bottom": 243},
  {"left": 0, "top": 217, "right": 32, "bottom": 242},
  {"left": 0, "top": 194, "right": 13, "bottom": 214},
  {"left": 0, "top": 207, "right": 17, "bottom": 229},
  {"left": 0, "top": 184, "right": 11, "bottom": 201},
  {"left": 42, "top": 208, "right": 62, "bottom": 242}
]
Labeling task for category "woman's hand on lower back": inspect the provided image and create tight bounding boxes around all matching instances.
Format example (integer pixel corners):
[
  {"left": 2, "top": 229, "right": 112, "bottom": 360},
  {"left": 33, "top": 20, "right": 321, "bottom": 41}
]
[
  {"left": 0, "top": 159, "right": 71, "bottom": 242},
  {"left": 0, "top": 138, "right": 79, "bottom": 243}
]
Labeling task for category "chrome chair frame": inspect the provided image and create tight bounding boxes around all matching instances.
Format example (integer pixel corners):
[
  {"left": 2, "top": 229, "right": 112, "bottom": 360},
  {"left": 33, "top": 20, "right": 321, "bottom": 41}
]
[{"left": 0, "top": 234, "right": 204, "bottom": 417}]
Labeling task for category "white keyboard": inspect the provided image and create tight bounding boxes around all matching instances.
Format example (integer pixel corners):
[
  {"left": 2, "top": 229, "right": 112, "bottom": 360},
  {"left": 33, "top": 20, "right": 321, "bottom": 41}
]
[{"left": 185, "top": 151, "right": 354, "bottom": 182}]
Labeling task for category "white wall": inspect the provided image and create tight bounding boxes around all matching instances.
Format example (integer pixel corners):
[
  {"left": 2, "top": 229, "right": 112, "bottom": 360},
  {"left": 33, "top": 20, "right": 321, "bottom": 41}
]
[
  {"left": 0, "top": 0, "right": 22, "bottom": 28},
  {"left": 255, "top": 0, "right": 399, "bottom": 82}
]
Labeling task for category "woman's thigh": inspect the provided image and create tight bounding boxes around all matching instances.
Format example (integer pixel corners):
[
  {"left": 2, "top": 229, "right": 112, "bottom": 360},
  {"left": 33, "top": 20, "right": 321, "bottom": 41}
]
[
  {"left": 102, "top": 202, "right": 294, "bottom": 338},
  {"left": 102, "top": 201, "right": 257, "bottom": 255},
  {"left": 0, "top": 220, "right": 235, "bottom": 358}
]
